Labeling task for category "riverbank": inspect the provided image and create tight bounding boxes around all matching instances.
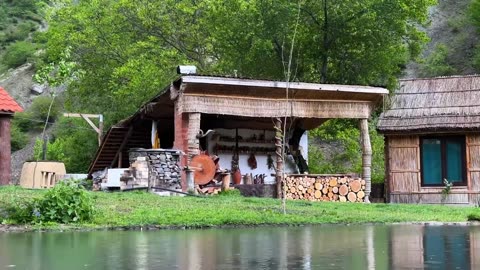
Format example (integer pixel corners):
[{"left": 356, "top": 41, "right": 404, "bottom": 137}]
[{"left": 1, "top": 186, "right": 480, "bottom": 232}]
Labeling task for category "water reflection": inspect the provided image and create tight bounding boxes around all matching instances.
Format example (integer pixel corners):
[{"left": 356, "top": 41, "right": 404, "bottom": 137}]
[{"left": 0, "top": 225, "right": 479, "bottom": 270}]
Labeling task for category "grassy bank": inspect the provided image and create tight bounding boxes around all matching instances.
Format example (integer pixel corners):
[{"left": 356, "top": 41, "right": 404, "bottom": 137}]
[{"left": 1, "top": 186, "right": 480, "bottom": 231}]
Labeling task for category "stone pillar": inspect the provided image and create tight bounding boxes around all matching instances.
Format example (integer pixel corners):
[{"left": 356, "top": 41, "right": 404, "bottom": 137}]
[
  {"left": 173, "top": 110, "right": 201, "bottom": 192},
  {"left": 187, "top": 113, "right": 201, "bottom": 162},
  {"left": 174, "top": 106, "right": 188, "bottom": 191},
  {"left": 185, "top": 168, "right": 196, "bottom": 194},
  {"left": 0, "top": 116, "right": 12, "bottom": 185},
  {"left": 360, "top": 118, "right": 372, "bottom": 203}
]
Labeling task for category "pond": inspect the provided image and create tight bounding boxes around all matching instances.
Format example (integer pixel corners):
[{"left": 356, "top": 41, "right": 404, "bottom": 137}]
[{"left": 0, "top": 224, "right": 479, "bottom": 269}]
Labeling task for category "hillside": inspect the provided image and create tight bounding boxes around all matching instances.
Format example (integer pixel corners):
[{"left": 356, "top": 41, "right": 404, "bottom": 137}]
[
  {"left": 0, "top": 1, "right": 55, "bottom": 182},
  {"left": 406, "top": 0, "right": 479, "bottom": 78}
]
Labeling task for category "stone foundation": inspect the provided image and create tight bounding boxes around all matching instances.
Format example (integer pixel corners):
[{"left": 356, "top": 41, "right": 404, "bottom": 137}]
[{"left": 129, "top": 149, "right": 182, "bottom": 190}]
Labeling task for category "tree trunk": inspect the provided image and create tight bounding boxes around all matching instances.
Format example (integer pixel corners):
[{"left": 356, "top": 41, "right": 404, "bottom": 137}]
[{"left": 360, "top": 119, "right": 372, "bottom": 203}]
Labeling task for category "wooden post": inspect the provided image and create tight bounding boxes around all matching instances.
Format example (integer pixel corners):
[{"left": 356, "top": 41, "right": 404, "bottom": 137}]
[
  {"left": 0, "top": 116, "right": 12, "bottom": 185},
  {"left": 360, "top": 119, "right": 372, "bottom": 203},
  {"left": 185, "top": 168, "right": 196, "bottom": 194},
  {"left": 275, "top": 118, "right": 284, "bottom": 198},
  {"left": 221, "top": 173, "right": 231, "bottom": 191}
]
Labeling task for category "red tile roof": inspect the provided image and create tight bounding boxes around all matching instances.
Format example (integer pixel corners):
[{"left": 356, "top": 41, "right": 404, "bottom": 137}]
[{"left": 0, "top": 87, "right": 23, "bottom": 114}]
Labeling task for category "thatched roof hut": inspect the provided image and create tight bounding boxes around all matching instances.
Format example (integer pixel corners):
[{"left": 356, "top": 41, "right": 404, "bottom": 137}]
[
  {"left": 378, "top": 75, "right": 480, "bottom": 205},
  {"left": 378, "top": 75, "right": 480, "bottom": 133}
]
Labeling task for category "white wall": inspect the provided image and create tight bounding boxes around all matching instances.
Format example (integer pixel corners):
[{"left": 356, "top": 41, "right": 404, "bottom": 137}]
[{"left": 207, "top": 128, "right": 308, "bottom": 184}]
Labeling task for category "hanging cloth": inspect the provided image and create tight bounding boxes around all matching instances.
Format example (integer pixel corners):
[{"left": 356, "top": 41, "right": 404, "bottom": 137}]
[{"left": 151, "top": 121, "right": 160, "bottom": 149}]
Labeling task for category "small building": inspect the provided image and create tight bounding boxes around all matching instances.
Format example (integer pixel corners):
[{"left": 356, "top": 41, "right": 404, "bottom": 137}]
[
  {"left": 378, "top": 75, "right": 480, "bottom": 205},
  {"left": 0, "top": 87, "right": 23, "bottom": 185},
  {"left": 90, "top": 74, "right": 387, "bottom": 201}
]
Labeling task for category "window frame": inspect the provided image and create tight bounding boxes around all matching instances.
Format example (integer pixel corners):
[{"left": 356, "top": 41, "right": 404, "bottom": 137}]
[{"left": 420, "top": 135, "right": 467, "bottom": 187}]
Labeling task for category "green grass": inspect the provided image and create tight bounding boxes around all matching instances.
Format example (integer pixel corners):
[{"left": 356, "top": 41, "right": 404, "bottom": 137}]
[{"left": 1, "top": 186, "right": 480, "bottom": 231}]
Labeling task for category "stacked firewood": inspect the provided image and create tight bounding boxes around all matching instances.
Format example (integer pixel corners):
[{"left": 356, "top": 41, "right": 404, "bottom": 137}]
[{"left": 284, "top": 176, "right": 366, "bottom": 202}]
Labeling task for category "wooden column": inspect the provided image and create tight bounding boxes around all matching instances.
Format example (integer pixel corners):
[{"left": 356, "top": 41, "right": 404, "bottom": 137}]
[
  {"left": 275, "top": 118, "right": 284, "bottom": 198},
  {"left": 360, "top": 119, "right": 372, "bottom": 203},
  {"left": 0, "top": 116, "right": 12, "bottom": 185}
]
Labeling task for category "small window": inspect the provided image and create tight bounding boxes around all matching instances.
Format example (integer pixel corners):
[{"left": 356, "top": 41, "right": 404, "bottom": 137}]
[{"left": 420, "top": 136, "right": 466, "bottom": 186}]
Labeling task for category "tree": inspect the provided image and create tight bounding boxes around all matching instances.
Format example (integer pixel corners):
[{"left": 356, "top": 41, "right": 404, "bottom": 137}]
[
  {"left": 42, "top": 0, "right": 435, "bottom": 123},
  {"left": 40, "top": 0, "right": 435, "bottom": 174}
]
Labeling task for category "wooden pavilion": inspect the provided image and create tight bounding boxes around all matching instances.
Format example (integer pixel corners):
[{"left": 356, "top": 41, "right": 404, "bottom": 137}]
[
  {"left": 89, "top": 75, "right": 387, "bottom": 201},
  {"left": 378, "top": 75, "right": 480, "bottom": 205}
]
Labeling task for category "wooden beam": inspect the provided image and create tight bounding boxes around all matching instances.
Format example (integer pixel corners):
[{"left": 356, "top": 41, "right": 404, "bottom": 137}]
[
  {"left": 81, "top": 114, "right": 100, "bottom": 133},
  {"left": 360, "top": 119, "right": 372, "bottom": 203},
  {"left": 63, "top": 113, "right": 102, "bottom": 118},
  {"left": 63, "top": 113, "right": 104, "bottom": 146}
]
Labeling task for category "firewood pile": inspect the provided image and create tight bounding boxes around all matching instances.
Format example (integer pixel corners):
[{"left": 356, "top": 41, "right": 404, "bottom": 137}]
[{"left": 284, "top": 175, "right": 366, "bottom": 202}]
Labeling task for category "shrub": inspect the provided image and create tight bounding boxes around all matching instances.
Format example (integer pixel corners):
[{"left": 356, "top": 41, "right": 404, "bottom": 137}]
[
  {"left": 2, "top": 41, "right": 36, "bottom": 68},
  {"left": 467, "top": 213, "right": 480, "bottom": 221},
  {"left": 4, "top": 22, "right": 36, "bottom": 42},
  {"left": 0, "top": 189, "right": 35, "bottom": 224},
  {"left": 32, "top": 118, "right": 97, "bottom": 172},
  {"left": 12, "top": 111, "right": 36, "bottom": 132},
  {"left": 29, "top": 95, "right": 61, "bottom": 123},
  {"left": 32, "top": 180, "right": 95, "bottom": 223},
  {"left": 419, "top": 44, "right": 456, "bottom": 77},
  {"left": 50, "top": 117, "right": 98, "bottom": 173},
  {"left": 10, "top": 123, "right": 28, "bottom": 151}
]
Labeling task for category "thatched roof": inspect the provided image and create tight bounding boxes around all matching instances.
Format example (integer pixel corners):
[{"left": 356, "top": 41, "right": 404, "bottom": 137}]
[{"left": 378, "top": 75, "right": 480, "bottom": 134}]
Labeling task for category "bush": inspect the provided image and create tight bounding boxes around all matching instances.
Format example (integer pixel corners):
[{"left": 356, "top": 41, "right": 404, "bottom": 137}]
[
  {"left": 32, "top": 180, "right": 95, "bottom": 223},
  {"left": 50, "top": 117, "right": 98, "bottom": 173},
  {"left": 12, "top": 111, "right": 35, "bottom": 132},
  {"left": 32, "top": 117, "right": 97, "bottom": 172},
  {"left": 0, "top": 189, "right": 35, "bottom": 224},
  {"left": 419, "top": 44, "right": 456, "bottom": 77},
  {"left": 4, "top": 22, "right": 35, "bottom": 42},
  {"left": 467, "top": 213, "right": 480, "bottom": 221},
  {"left": 10, "top": 123, "right": 28, "bottom": 151},
  {"left": 1, "top": 182, "right": 95, "bottom": 224},
  {"left": 29, "top": 95, "right": 61, "bottom": 123},
  {"left": 2, "top": 41, "right": 36, "bottom": 68}
]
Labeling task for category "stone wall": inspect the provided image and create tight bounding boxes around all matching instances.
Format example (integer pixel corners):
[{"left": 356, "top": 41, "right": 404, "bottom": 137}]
[{"left": 129, "top": 149, "right": 182, "bottom": 190}]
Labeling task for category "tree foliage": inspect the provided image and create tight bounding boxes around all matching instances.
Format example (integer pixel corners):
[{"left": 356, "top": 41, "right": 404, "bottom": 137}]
[
  {"left": 43, "top": 0, "right": 435, "bottom": 124},
  {"left": 419, "top": 43, "right": 457, "bottom": 77},
  {"left": 33, "top": 117, "right": 98, "bottom": 173}
]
